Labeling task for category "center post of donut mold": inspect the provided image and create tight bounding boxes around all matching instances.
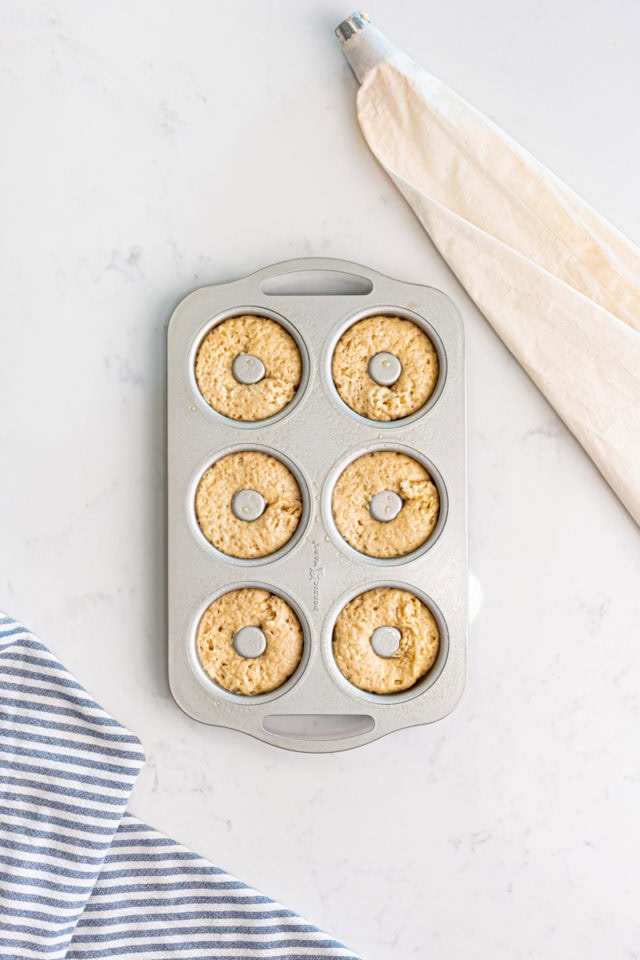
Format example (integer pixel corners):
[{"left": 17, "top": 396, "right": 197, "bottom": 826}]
[
  {"left": 369, "top": 490, "right": 404, "bottom": 522},
  {"left": 232, "top": 625, "right": 267, "bottom": 659},
  {"left": 231, "top": 489, "right": 266, "bottom": 522},
  {"left": 232, "top": 352, "right": 266, "bottom": 384},
  {"left": 370, "top": 626, "right": 402, "bottom": 658},
  {"left": 368, "top": 351, "right": 402, "bottom": 386}
]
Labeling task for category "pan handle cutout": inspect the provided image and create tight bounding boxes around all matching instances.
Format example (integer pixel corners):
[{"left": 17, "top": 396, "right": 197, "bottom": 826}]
[
  {"left": 260, "top": 270, "right": 373, "bottom": 297},
  {"left": 262, "top": 714, "right": 374, "bottom": 741}
]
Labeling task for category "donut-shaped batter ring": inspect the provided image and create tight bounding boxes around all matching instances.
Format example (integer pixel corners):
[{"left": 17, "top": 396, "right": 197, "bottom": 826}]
[
  {"left": 333, "top": 587, "right": 440, "bottom": 694},
  {"left": 332, "top": 451, "right": 439, "bottom": 559},
  {"left": 197, "top": 588, "right": 304, "bottom": 696},
  {"left": 195, "top": 315, "right": 302, "bottom": 421},
  {"left": 332, "top": 315, "right": 438, "bottom": 421},
  {"left": 195, "top": 451, "right": 303, "bottom": 559}
]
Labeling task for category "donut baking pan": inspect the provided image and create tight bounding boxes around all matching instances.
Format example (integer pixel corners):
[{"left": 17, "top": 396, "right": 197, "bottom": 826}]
[{"left": 167, "top": 257, "right": 467, "bottom": 752}]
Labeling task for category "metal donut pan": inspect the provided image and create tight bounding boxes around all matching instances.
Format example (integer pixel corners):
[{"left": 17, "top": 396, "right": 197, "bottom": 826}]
[{"left": 167, "top": 257, "right": 467, "bottom": 752}]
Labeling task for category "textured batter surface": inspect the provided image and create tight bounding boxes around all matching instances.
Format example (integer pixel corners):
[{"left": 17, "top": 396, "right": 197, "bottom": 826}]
[
  {"left": 195, "top": 451, "right": 303, "bottom": 559},
  {"left": 197, "top": 588, "right": 304, "bottom": 695},
  {"left": 332, "top": 315, "right": 438, "bottom": 421},
  {"left": 332, "top": 450, "right": 440, "bottom": 558},
  {"left": 333, "top": 587, "right": 440, "bottom": 694},
  {"left": 195, "top": 314, "right": 302, "bottom": 421}
]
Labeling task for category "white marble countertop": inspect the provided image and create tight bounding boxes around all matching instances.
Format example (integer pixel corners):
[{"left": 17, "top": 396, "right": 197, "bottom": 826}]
[{"left": 2, "top": 2, "right": 640, "bottom": 957}]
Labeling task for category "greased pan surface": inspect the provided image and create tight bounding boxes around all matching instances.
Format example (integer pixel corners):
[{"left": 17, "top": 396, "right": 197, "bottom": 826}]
[{"left": 167, "top": 258, "right": 467, "bottom": 752}]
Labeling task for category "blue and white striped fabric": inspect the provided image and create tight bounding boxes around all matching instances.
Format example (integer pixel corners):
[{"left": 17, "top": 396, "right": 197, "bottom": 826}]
[{"left": 0, "top": 615, "right": 360, "bottom": 960}]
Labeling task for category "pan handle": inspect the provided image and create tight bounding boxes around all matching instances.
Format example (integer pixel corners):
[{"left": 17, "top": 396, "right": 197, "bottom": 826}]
[
  {"left": 261, "top": 714, "right": 375, "bottom": 749},
  {"left": 260, "top": 268, "right": 373, "bottom": 297}
]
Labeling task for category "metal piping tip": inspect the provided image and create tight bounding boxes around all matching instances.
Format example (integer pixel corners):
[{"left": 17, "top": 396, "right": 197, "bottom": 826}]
[
  {"left": 335, "top": 11, "right": 371, "bottom": 43},
  {"left": 335, "top": 11, "right": 396, "bottom": 82}
]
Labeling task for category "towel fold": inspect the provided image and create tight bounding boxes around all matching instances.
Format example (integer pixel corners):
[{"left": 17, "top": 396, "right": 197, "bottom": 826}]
[{"left": 0, "top": 614, "right": 360, "bottom": 960}]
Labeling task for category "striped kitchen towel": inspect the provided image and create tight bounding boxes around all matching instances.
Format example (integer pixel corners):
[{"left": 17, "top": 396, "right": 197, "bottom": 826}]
[{"left": 0, "top": 614, "right": 360, "bottom": 960}]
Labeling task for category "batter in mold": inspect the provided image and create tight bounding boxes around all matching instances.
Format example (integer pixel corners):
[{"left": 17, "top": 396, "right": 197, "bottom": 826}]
[
  {"left": 333, "top": 587, "right": 440, "bottom": 694},
  {"left": 197, "top": 588, "right": 304, "bottom": 696},
  {"left": 332, "top": 450, "right": 439, "bottom": 559},
  {"left": 195, "top": 314, "right": 302, "bottom": 421},
  {"left": 195, "top": 450, "right": 303, "bottom": 559},
  {"left": 332, "top": 314, "right": 438, "bottom": 421}
]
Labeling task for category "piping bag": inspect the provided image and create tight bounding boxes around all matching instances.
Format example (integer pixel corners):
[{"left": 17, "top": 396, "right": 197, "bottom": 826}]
[{"left": 336, "top": 13, "right": 640, "bottom": 526}]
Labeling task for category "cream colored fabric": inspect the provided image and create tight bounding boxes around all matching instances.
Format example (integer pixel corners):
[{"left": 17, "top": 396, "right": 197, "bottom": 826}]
[{"left": 348, "top": 39, "right": 640, "bottom": 524}]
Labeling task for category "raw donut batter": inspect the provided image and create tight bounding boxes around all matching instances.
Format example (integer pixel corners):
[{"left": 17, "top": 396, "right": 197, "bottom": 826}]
[
  {"left": 197, "top": 588, "right": 304, "bottom": 695},
  {"left": 332, "top": 314, "right": 438, "bottom": 421},
  {"left": 195, "top": 450, "right": 303, "bottom": 559},
  {"left": 332, "top": 587, "right": 440, "bottom": 694},
  {"left": 195, "top": 314, "right": 302, "bottom": 421},
  {"left": 332, "top": 450, "right": 439, "bottom": 558}
]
